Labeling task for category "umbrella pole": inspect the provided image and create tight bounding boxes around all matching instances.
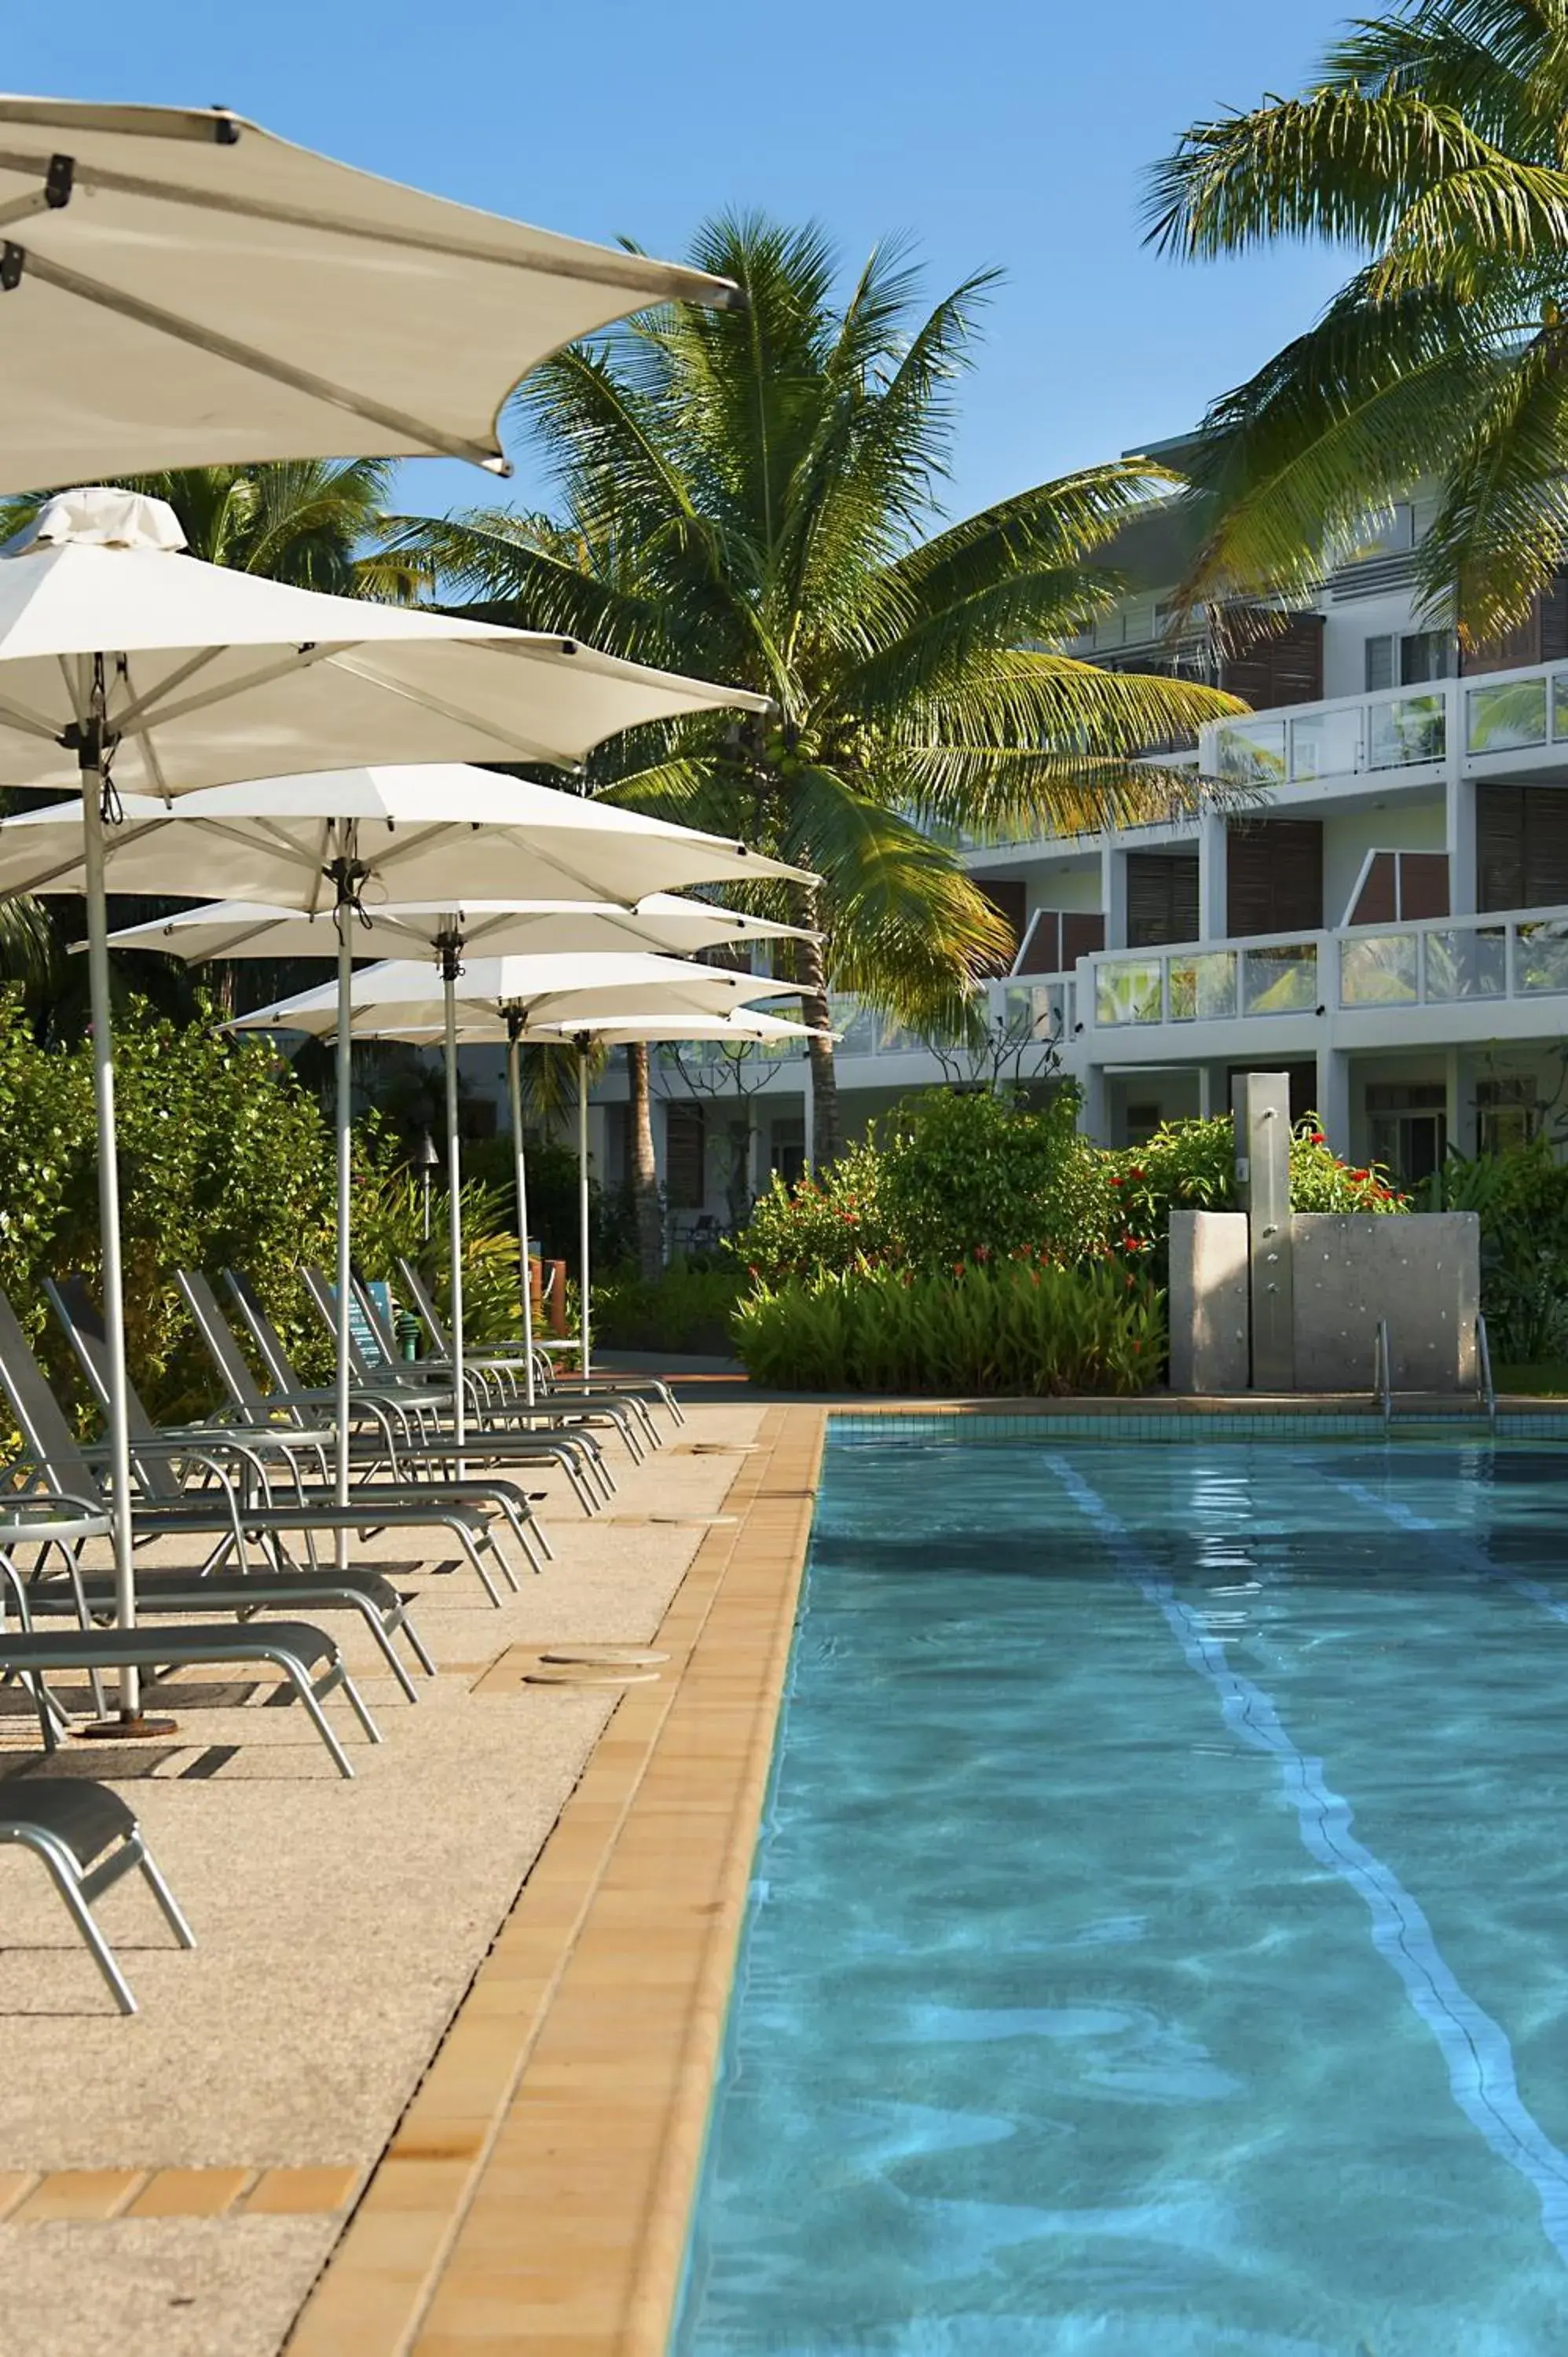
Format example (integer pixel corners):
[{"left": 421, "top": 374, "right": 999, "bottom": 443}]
[
  {"left": 577, "top": 1042, "right": 592, "bottom": 1384},
  {"left": 333, "top": 896, "right": 354, "bottom": 1569},
  {"left": 506, "top": 1016, "right": 537, "bottom": 1410},
  {"left": 79, "top": 737, "right": 171, "bottom": 1734},
  {"left": 441, "top": 946, "right": 467, "bottom": 1471}
]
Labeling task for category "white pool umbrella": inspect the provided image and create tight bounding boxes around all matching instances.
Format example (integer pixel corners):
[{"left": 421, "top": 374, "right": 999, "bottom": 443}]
[
  {"left": 100, "top": 894, "right": 813, "bottom": 966},
  {"left": 106, "top": 898, "right": 814, "bottom": 1402},
  {"left": 0, "top": 94, "right": 739, "bottom": 489},
  {"left": 236, "top": 957, "right": 798, "bottom": 1413},
  {"left": 0, "top": 492, "right": 775, "bottom": 1721}
]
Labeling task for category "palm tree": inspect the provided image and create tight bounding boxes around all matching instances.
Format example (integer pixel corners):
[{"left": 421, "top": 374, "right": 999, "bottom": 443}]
[
  {"left": 1146, "top": 0, "right": 1568, "bottom": 641},
  {"left": 385, "top": 214, "right": 1239, "bottom": 1177},
  {"left": 0, "top": 460, "right": 400, "bottom": 1023}
]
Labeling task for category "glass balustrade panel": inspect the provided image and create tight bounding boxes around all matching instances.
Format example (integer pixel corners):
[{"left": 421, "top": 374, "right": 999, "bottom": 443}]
[
  {"left": 1367, "top": 691, "right": 1445, "bottom": 770},
  {"left": 1339, "top": 932, "right": 1419, "bottom": 1006},
  {"left": 1215, "top": 719, "right": 1288, "bottom": 787},
  {"left": 1168, "top": 951, "right": 1237, "bottom": 1022},
  {"left": 1094, "top": 959, "right": 1164, "bottom": 1027},
  {"left": 1422, "top": 926, "right": 1507, "bottom": 1002},
  {"left": 1515, "top": 920, "right": 1568, "bottom": 995},
  {"left": 1289, "top": 706, "right": 1363, "bottom": 781},
  {"left": 1240, "top": 942, "right": 1318, "bottom": 1016},
  {"left": 1467, "top": 677, "right": 1548, "bottom": 755}
]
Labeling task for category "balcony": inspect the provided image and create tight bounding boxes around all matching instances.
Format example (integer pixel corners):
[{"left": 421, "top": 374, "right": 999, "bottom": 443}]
[
  {"left": 1205, "top": 657, "right": 1568, "bottom": 790},
  {"left": 1083, "top": 906, "right": 1568, "bottom": 1054}
]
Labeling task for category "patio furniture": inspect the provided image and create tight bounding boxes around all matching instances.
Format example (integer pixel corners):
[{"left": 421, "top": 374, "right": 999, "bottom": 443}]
[
  {"left": 0, "top": 1281, "right": 517, "bottom": 1615},
  {"left": 394, "top": 1258, "right": 683, "bottom": 1433},
  {"left": 174, "top": 1268, "right": 558, "bottom": 1566},
  {"left": 222, "top": 1268, "right": 610, "bottom": 1514},
  {"left": 0, "top": 1776, "right": 195, "bottom": 2016}
]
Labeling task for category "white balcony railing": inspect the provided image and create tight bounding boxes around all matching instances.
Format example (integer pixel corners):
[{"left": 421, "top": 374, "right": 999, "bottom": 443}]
[
  {"left": 1086, "top": 907, "right": 1568, "bottom": 1032},
  {"left": 1205, "top": 656, "right": 1568, "bottom": 790},
  {"left": 645, "top": 980, "right": 1074, "bottom": 1072}
]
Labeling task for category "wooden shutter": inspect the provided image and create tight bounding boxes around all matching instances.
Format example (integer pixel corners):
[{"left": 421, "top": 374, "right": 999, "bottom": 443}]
[
  {"left": 1061, "top": 912, "right": 1105, "bottom": 966},
  {"left": 1477, "top": 784, "right": 1568, "bottom": 910},
  {"left": 665, "top": 1105, "right": 705, "bottom": 1210},
  {"left": 1016, "top": 911, "right": 1061, "bottom": 974},
  {"left": 1350, "top": 852, "right": 1397, "bottom": 925},
  {"left": 1126, "top": 854, "right": 1199, "bottom": 947},
  {"left": 1220, "top": 612, "right": 1324, "bottom": 708},
  {"left": 1399, "top": 852, "right": 1449, "bottom": 920},
  {"left": 1225, "top": 820, "right": 1323, "bottom": 936},
  {"left": 980, "top": 880, "right": 1028, "bottom": 959}
]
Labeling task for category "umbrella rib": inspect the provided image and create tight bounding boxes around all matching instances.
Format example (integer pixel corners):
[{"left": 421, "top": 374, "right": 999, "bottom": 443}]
[
  {"left": 0, "top": 188, "right": 52, "bottom": 232},
  {"left": 0, "top": 691, "right": 64, "bottom": 742},
  {"left": 5, "top": 152, "right": 739, "bottom": 310},
  {"left": 322, "top": 654, "right": 581, "bottom": 766},
  {"left": 110, "top": 647, "right": 225, "bottom": 733},
  {"left": 7, "top": 247, "right": 508, "bottom": 471},
  {"left": 115, "top": 643, "right": 344, "bottom": 736}
]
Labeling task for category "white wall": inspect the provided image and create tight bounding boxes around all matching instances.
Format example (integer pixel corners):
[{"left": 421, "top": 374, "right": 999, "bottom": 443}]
[{"left": 1321, "top": 791, "right": 1447, "bottom": 927}]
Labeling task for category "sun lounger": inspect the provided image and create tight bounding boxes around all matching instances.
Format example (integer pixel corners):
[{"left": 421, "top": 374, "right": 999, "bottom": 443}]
[
  {"left": 174, "top": 1269, "right": 570, "bottom": 1549},
  {"left": 0, "top": 1283, "right": 521, "bottom": 1611},
  {"left": 223, "top": 1267, "right": 611, "bottom": 1512},
  {"left": 392, "top": 1257, "right": 682, "bottom": 1434},
  {"left": 0, "top": 1776, "right": 194, "bottom": 2014}
]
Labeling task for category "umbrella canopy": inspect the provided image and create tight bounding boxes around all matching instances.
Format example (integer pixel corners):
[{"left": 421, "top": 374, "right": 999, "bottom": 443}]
[
  {"left": 0, "top": 95, "right": 739, "bottom": 488},
  {"left": 101, "top": 896, "right": 813, "bottom": 965},
  {"left": 0, "top": 487, "right": 778, "bottom": 1720},
  {"left": 0, "top": 492, "right": 773, "bottom": 796},
  {"left": 233, "top": 953, "right": 797, "bottom": 1038},
  {"left": 0, "top": 772, "right": 796, "bottom": 908},
  {"left": 233, "top": 956, "right": 802, "bottom": 1404},
  {"left": 238, "top": 995, "right": 825, "bottom": 1395}
]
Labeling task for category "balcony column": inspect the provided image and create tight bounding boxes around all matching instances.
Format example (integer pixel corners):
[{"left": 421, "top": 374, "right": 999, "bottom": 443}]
[
  {"left": 1102, "top": 845, "right": 1129, "bottom": 951},
  {"left": 1445, "top": 707, "right": 1476, "bottom": 914},
  {"left": 1315, "top": 1045, "right": 1351, "bottom": 1155},
  {"left": 1446, "top": 1048, "right": 1477, "bottom": 1160},
  {"left": 1199, "top": 812, "right": 1228, "bottom": 943},
  {"left": 1079, "top": 1061, "right": 1110, "bottom": 1146}
]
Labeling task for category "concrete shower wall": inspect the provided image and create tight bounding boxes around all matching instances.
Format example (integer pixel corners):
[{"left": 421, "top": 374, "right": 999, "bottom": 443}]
[
  {"left": 1168, "top": 1211, "right": 1250, "bottom": 1395},
  {"left": 1291, "top": 1211, "right": 1479, "bottom": 1391}
]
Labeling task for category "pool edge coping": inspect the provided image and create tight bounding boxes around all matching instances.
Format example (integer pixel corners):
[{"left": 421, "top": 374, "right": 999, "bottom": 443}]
[{"left": 282, "top": 1401, "right": 826, "bottom": 2357}]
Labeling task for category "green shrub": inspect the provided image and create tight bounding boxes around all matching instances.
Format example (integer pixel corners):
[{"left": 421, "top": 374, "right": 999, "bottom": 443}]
[
  {"left": 462, "top": 1132, "right": 636, "bottom": 1280},
  {"left": 734, "top": 1258, "right": 1163, "bottom": 1395},
  {"left": 592, "top": 1263, "right": 744, "bottom": 1354},
  {"left": 1419, "top": 1142, "right": 1568, "bottom": 1360},
  {"left": 1106, "top": 1114, "right": 1406, "bottom": 1283},
  {"left": 732, "top": 1087, "right": 1108, "bottom": 1284}
]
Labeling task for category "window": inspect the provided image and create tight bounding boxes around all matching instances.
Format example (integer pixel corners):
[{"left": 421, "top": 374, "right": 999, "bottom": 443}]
[
  {"left": 1365, "top": 1080, "right": 1448, "bottom": 1186},
  {"left": 1126, "top": 853, "right": 1199, "bottom": 948},
  {"left": 1476, "top": 1076, "right": 1540, "bottom": 1157},
  {"left": 1365, "top": 630, "right": 1456, "bottom": 691},
  {"left": 664, "top": 1104, "right": 705, "bottom": 1210}
]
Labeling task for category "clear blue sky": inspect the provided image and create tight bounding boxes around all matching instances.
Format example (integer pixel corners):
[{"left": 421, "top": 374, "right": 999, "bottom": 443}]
[{"left": 9, "top": 0, "right": 1357, "bottom": 523}]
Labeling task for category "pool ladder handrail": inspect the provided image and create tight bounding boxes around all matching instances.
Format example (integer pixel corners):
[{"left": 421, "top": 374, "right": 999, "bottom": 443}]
[
  {"left": 1477, "top": 1312, "right": 1497, "bottom": 1431},
  {"left": 1373, "top": 1318, "right": 1392, "bottom": 1433}
]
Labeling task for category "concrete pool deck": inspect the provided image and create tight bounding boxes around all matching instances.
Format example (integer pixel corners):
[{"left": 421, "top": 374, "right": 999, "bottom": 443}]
[{"left": 0, "top": 1395, "right": 822, "bottom": 2356}]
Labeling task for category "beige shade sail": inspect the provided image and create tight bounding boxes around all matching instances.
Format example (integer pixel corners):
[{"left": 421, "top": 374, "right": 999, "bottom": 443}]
[{"left": 0, "top": 95, "right": 739, "bottom": 489}]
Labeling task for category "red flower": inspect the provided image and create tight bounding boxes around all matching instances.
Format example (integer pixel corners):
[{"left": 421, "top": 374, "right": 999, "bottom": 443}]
[
  {"left": 1307, "top": 1131, "right": 1325, "bottom": 1146},
  {"left": 1349, "top": 1168, "right": 1369, "bottom": 1182},
  {"left": 1128, "top": 1165, "right": 1145, "bottom": 1181},
  {"left": 1108, "top": 1174, "right": 1123, "bottom": 1188}
]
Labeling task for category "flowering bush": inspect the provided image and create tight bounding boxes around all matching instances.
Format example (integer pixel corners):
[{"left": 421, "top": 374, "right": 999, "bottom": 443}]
[
  {"left": 1105, "top": 1113, "right": 1406, "bottom": 1280},
  {"left": 732, "top": 1087, "right": 1110, "bottom": 1285},
  {"left": 734, "top": 1256, "right": 1164, "bottom": 1395}
]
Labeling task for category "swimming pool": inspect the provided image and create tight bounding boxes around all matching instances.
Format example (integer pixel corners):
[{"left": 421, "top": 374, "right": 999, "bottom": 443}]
[{"left": 673, "top": 1427, "right": 1568, "bottom": 2355}]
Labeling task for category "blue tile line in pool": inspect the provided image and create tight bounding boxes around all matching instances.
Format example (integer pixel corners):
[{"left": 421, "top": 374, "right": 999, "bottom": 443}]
[
  {"left": 1043, "top": 1450, "right": 1568, "bottom": 2271},
  {"left": 1330, "top": 1472, "right": 1568, "bottom": 1633}
]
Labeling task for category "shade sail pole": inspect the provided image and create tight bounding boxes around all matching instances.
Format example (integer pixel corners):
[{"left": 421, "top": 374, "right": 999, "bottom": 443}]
[
  {"left": 78, "top": 661, "right": 139, "bottom": 1721},
  {"left": 441, "top": 941, "right": 467, "bottom": 1471},
  {"left": 577, "top": 1039, "right": 592, "bottom": 1384},
  {"left": 506, "top": 1011, "right": 537, "bottom": 1409},
  {"left": 332, "top": 881, "right": 354, "bottom": 1571}
]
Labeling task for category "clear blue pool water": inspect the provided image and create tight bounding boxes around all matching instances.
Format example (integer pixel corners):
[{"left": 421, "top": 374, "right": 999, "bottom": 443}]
[{"left": 672, "top": 1430, "right": 1568, "bottom": 2356}]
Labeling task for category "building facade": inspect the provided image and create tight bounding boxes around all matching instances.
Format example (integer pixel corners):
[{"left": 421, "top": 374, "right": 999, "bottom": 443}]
[{"left": 515, "top": 470, "right": 1568, "bottom": 1234}]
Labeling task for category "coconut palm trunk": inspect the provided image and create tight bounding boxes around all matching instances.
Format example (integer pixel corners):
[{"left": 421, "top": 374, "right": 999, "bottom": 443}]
[
  {"left": 627, "top": 1040, "right": 664, "bottom": 1280},
  {"left": 796, "top": 922, "right": 840, "bottom": 1170}
]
